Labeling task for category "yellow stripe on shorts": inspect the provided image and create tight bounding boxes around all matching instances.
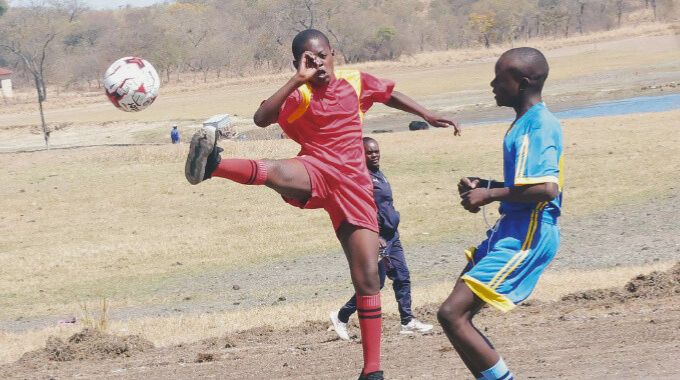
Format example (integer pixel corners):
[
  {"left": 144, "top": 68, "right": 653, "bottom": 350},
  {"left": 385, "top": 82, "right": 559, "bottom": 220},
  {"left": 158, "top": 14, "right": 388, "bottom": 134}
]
[{"left": 490, "top": 202, "right": 547, "bottom": 289}]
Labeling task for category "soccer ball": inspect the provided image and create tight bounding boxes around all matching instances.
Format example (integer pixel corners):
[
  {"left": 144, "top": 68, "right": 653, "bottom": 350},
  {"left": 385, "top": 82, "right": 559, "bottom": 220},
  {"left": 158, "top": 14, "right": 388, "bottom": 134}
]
[{"left": 103, "top": 57, "right": 160, "bottom": 112}]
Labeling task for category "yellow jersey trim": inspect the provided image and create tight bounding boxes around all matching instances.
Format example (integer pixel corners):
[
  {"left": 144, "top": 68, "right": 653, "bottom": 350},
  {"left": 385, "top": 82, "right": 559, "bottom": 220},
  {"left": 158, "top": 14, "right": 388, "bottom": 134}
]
[
  {"left": 336, "top": 68, "right": 363, "bottom": 121},
  {"left": 286, "top": 69, "right": 363, "bottom": 124},
  {"left": 558, "top": 155, "right": 564, "bottom": 191},
  {"left": 514, "top": 176, "right": 559, "bottom": 186},
  {"left": 286, "top": 84, "right": 312, "bottom": 124},
  {"left": 462, "top": 275, "right": 516, "bottom": 313}
]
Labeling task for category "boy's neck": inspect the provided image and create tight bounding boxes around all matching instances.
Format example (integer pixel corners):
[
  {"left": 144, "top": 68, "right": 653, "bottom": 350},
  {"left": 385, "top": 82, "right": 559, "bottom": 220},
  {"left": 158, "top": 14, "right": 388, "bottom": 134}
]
[{"left": 513, "top": 93, "right": 543, "bottom": 121}]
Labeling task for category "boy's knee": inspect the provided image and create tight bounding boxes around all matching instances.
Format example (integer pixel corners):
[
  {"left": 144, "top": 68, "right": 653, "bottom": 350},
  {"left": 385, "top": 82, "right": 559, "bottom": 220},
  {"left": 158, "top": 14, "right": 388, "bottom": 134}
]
[
  {"left": 437, "top": 302, "right": 455, "bottom": 327},
  {"left": 266, "top": 160, "right": 289, "bottom": 183},
  {"left": 353, "top": 268, "right": 381, "bottom": 295},
  {"left": 437, "top": 302, "right": 467, "bottom": 333}
]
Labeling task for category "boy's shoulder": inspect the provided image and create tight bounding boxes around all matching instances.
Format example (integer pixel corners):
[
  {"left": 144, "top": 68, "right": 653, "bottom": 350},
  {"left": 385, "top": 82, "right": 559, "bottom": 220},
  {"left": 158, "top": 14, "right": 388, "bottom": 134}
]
[{"left": 526, "top": 104, "right": 561, "bottom": 132}]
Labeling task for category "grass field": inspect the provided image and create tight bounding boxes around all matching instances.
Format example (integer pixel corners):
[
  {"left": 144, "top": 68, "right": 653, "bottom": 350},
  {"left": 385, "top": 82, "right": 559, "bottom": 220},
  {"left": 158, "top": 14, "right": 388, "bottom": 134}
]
[
  {"left": 1, "top": 108, "right": 679, "bottom": 363},
  {"left": 1, "top": 25, "right": 679, "bottom": 367}
]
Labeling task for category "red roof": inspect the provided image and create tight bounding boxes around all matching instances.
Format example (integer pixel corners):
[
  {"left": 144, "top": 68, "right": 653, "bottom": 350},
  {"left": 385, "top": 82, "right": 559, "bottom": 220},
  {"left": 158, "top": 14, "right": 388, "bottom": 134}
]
[{"left": 0, "top": 67, "right": 13, "bottom": 75}]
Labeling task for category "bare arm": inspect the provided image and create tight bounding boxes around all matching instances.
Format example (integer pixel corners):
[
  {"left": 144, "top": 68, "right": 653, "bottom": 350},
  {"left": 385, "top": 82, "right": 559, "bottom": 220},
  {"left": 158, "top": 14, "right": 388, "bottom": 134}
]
[
  {"left": 385, "top": 91, "right": 461, "bottom": 135},
  {"left": 460, "top": 182, "right": 558, "bottom": 212},
  {"left": 253, "top": 51, "right": 319, "bottom": 128},
  {"left": 458, "top": 177, "right": 504, "bottom": 196}
]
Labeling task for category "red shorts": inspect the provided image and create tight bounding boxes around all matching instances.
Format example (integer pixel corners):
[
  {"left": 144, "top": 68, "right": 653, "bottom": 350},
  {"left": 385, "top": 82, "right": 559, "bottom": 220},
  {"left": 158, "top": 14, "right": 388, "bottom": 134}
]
[{"left": 282, "top": 155, "right": 379, "bottom": 233}]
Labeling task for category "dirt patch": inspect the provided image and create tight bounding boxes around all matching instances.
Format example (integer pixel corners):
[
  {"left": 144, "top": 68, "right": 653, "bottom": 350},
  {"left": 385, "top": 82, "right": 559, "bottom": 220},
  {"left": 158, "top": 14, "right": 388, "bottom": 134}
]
[
  {"left": 3, "top": 265, "right": 679, "bottom": 379},
  {"left": 561, "top": 262, "right": 680, "bottom": 304},
  {"left": 18, "top": 329, "right": 153, "bottom": 364},
  {"left": 199, "top": 335, "right": 236, "bottom": 349}
]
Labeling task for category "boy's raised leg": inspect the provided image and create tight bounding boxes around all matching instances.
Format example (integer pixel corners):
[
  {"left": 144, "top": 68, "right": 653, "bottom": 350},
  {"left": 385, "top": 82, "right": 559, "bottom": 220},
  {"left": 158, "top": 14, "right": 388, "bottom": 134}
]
[{"left": 185, "top": 126, "right": 312, "bottom": 201}]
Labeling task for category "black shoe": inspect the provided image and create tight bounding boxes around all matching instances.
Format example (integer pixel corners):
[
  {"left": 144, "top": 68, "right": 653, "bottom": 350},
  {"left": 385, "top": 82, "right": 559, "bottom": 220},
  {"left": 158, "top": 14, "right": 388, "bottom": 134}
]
[
  {"left": 204, "top": 146, "right": 223, "bottom": 180},
  {"left": 358, "top": 370, "right": 384, "bottom": 380},
  {"left": 185, "top": 126, "right": 219, "bottom": 185}
]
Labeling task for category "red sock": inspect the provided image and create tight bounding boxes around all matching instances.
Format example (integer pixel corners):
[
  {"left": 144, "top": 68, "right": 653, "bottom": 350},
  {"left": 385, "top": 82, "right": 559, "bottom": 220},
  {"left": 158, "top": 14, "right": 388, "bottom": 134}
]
[
  {"left": 212, "top": 159, "right": 267, "bottom": 185},
  {"left": 357, "top": 293, "right": 381, "bottom": 374}
]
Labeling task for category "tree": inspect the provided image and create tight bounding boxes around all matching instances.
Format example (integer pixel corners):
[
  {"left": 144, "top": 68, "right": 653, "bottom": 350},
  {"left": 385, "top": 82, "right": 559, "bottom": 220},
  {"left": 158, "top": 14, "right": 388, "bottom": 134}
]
[
  {"left": 0, "top": 0, "right": 8, "bottom": 17},
  {"left": 468, "top": 12, "right": 495, "bottom": 47},
  {"left": 0, "top": 1, "right": 82, "bottom": 148}
]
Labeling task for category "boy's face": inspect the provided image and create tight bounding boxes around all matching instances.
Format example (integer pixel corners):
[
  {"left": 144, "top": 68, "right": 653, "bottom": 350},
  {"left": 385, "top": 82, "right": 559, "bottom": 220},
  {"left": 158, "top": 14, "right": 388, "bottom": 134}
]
[
  {"left": 490, "top": 57, "right": 521, "bottom": 108},
  {"left": 298, "top": 37, "right": 335, "bottom": 87},
  {"left": 364, "top": 140, "right": 380, "bottom": 170}
]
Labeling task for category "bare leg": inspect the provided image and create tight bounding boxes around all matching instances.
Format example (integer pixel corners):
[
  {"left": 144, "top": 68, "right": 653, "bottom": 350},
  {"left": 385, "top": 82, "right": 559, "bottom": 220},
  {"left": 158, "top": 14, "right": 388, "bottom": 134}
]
[
  {"left": 337, "top": 223, "right": 382, "bottom": 375},
  {"left": 261, "top": 158, "right": 312, "bottom": 201},
  {"left": 437, "top": 279, "right": 499, "bottom": 375},
  {"left": 336, "top": 223, "right": 380, "bottom": 295}
]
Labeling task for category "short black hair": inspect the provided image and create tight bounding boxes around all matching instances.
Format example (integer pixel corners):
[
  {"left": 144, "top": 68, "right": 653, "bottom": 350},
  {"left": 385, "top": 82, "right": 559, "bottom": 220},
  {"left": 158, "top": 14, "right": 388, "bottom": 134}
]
[
  {"left": 363, "top": 136, "right": 377, "bottom": 145},
  {"left": 501, "top": 47, "right": 549, "bottom": 89},
  {"left": 292, "top": 29, "right": 331, "bottom": 60}
]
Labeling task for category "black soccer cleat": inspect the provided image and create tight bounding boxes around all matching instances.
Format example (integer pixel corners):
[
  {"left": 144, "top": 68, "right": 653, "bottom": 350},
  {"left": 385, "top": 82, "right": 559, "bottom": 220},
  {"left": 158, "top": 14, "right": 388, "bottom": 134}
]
[
  {"left": 358, "top": 370, "right": 384, "bottom": 380},
  {"left": 185, "top": 125, "right": 219, "bottom": 185}
]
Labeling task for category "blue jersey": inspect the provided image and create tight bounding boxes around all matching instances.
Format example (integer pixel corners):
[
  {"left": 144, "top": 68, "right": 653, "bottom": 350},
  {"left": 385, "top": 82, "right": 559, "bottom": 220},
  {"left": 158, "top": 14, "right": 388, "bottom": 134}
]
[
  {"left": 370, "top": 168, "right": 400, "bottom": 239},
  {"left": 500, "top": 102, "right": 563, "bottom": 222}
]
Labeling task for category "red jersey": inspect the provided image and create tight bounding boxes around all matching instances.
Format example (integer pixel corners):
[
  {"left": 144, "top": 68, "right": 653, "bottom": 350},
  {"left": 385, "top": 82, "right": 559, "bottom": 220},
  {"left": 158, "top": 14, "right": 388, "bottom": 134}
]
[{"left": 276, "top": 70, "right": 395, "bottom": 231}]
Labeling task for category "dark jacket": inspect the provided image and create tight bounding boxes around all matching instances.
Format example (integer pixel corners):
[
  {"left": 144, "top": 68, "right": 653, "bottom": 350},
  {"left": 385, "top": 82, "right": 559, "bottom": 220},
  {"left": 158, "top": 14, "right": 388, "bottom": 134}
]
[{"left": 370, "top": 168, "right": 400, "bottom": 240}]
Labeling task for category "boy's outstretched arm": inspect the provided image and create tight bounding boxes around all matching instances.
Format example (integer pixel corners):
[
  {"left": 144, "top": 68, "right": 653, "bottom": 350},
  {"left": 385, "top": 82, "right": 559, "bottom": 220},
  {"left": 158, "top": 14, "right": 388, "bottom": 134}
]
[
  {"left": 385, "top": 91, "right": 461, "bottom": 135},
  {"left": 253, "top": 52, "right": 319, "bottom": 128},
  {"left": 460, "top": 182, "right": 558, "bottom": 212}
]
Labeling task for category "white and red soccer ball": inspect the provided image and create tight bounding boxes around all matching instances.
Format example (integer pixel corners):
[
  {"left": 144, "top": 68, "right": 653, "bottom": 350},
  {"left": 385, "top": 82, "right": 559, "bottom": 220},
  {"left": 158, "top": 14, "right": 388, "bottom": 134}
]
[{"left": 103, "top": 57, "right": 160, "bottom": 112}]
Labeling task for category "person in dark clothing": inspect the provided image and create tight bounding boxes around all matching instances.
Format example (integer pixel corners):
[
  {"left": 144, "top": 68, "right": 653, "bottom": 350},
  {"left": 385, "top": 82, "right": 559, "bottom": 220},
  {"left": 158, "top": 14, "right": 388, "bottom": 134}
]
[
  {"left": 171, "top": 125, "right": 180, "bottom": 144},
  {"left": 330, "top": 137, "right": 433, "bottom": 340}
]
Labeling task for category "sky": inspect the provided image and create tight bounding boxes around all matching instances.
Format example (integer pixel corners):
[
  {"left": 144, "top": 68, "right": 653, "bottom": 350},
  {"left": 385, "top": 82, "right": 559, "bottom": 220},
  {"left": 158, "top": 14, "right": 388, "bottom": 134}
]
[{"left": 10, "top": 0, "right": 169, "bottom": 9}]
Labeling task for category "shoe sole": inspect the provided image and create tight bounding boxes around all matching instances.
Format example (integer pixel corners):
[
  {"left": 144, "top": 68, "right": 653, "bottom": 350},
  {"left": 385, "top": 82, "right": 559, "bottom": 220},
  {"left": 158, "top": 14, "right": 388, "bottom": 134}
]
[{"left": 185, "top": 126, "right": 217, "bottom": 185}]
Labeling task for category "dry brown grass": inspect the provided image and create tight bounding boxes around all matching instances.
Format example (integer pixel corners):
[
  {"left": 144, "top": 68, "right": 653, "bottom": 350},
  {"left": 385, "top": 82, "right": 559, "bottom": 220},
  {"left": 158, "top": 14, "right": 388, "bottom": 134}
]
[
  {"left": 0, "top": 23, "right": 677, "bottom": 130},
  {"left": 1, "top": 108, "right": 679, "bottom": 364},
  {"left": 1, "top": 25, "right": 679, "bottom": 365},
  {"left": 1, "top": 261, "right": 673, "bottom": 365}
]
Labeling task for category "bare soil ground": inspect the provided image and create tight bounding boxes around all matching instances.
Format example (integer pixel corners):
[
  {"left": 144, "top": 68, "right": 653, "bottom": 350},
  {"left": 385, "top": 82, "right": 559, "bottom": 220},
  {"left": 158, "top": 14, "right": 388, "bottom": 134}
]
[{"left": 2, "top": 263, "right": 678, "bottom": 379}]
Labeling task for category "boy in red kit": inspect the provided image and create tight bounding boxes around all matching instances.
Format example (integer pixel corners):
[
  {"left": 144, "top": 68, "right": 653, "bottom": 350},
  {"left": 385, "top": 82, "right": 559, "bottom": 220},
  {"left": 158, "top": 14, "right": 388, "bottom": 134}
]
[{"left": 185, "top": 29, "right": 460, "bottom": 379}]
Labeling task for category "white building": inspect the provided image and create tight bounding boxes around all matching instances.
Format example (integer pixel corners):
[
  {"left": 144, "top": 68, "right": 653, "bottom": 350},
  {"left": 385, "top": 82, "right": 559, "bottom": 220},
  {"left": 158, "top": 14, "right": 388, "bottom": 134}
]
[{"left": 0, "top": 67, "right": 12, "bottom": 98}]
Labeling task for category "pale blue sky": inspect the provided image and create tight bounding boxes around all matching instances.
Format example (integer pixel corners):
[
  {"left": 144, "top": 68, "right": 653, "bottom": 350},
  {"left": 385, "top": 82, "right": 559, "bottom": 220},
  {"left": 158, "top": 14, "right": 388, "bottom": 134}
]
[{"left": 10, "top": 0, "right": 169, "bottom": 9}]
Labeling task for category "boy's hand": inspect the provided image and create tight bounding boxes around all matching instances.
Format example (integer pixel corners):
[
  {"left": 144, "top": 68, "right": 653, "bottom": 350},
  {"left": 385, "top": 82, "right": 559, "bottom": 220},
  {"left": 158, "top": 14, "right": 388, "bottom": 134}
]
[
  {"left": 378, "top": 237, "right": 387, "bottom": 249},
  {"left": 460, "top": 188, "right": 493, "bottom": 212},
  {"left": 424, "top": 113, "right": 461, "bottom": 136},
  {"left": 458, "top": 177, "right": 480, "bottom": 195},
  {"left": 295, "top": 51, "right": 320, "bottom": 83}
]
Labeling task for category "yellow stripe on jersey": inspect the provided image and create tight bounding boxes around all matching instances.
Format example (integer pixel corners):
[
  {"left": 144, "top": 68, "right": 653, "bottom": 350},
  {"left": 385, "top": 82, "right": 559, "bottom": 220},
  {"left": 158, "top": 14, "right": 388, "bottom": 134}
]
[
  {"left": 336, "top": 69, "right": 363, "bottom": 121},
  {"left": 514, "top": 175, "right": 559, "bottom": 186},
  {"left": 286, "top": 69, "right": 363, "bottom": 124},
  {"left": 286, "top": 84, "right": 312, "bottom": 124},
  {"left": 558, "top": 154, "right": 565, "bottom": 191}
]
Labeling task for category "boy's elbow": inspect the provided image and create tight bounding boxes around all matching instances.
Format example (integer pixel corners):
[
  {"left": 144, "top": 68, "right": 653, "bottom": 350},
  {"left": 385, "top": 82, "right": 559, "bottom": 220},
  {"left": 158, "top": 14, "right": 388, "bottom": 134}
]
[
  {"left": 253, "top": 114, "right": 270, "bottom": 128},
  {"left": 543, "top": 183, "right": 559, "bottom": 200}
]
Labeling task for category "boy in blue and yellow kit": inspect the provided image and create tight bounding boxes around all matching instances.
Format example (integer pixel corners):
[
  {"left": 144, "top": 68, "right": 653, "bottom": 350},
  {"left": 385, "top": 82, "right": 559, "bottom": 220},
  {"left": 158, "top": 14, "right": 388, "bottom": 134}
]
[{"left": 437, "top": 47, "right": 563, "bottom": 380}]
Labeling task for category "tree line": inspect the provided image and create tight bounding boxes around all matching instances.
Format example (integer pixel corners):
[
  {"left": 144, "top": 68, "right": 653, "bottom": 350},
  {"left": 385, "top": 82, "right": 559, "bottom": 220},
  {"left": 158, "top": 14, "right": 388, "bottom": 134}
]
[{"left": 1, "top": 0, "right": 677, "bottom": 92}]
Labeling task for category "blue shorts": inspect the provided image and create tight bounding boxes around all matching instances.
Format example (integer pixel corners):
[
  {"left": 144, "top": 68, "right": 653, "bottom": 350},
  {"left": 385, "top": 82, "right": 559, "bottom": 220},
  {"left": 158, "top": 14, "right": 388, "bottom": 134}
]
[{"left": 461, "top": 211, "right": 559, "bottom": 312}]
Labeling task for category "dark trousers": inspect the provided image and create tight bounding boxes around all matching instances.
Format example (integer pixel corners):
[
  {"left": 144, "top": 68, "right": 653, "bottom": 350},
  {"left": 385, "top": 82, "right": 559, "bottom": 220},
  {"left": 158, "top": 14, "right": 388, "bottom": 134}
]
[{"left": 338, "top": 237, "right": 414, "bottom": 325}]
